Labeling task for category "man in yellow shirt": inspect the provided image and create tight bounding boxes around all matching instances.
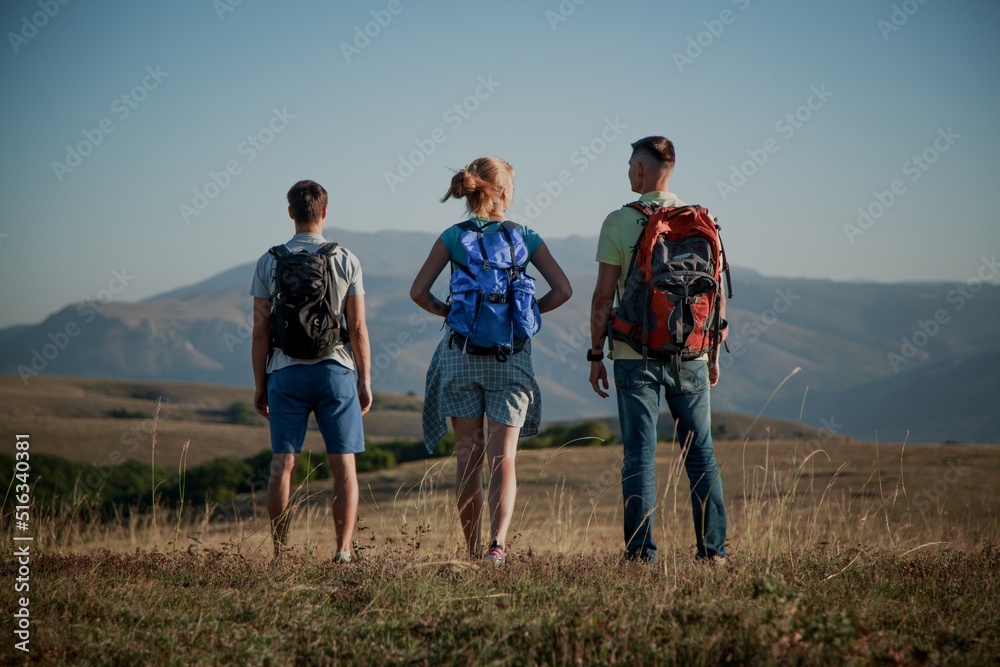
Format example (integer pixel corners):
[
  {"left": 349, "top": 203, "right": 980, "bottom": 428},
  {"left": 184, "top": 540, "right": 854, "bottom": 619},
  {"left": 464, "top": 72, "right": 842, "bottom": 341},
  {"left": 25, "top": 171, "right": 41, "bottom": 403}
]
[{"left": 588, "top": 136, "right": 727, "bottom": 565}]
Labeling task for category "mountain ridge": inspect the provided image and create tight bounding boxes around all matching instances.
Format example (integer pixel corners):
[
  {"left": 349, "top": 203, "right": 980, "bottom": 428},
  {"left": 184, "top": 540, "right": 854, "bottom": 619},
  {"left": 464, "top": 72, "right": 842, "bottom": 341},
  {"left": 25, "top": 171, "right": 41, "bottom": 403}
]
[{"left": 3, "top": 229, "right": 998, "bottom": 444}]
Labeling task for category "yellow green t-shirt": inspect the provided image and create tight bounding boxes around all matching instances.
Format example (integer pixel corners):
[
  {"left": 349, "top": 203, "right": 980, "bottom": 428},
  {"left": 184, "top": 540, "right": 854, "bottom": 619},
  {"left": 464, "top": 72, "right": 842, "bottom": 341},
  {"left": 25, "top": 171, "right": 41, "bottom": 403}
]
[{"left": 595, "top": 191, "right": 687, "bottom": 361}]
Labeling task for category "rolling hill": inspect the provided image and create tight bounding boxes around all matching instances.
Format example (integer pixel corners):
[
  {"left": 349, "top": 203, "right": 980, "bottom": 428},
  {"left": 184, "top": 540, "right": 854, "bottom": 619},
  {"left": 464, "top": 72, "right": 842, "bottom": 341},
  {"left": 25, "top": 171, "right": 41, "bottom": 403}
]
[{"left": 2, "top": 229, "right": 998, "bottom": 443}]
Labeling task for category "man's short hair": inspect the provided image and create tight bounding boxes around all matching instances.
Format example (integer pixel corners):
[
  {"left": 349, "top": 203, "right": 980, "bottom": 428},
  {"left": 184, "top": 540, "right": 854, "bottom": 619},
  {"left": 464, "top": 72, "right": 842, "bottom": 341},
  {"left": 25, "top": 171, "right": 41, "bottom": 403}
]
[
  {"left": 287, "top": 180, "right": 328, "bottom": 224},
  {"left": 630, "top": 136, "right": 675, "bottom": 169}
]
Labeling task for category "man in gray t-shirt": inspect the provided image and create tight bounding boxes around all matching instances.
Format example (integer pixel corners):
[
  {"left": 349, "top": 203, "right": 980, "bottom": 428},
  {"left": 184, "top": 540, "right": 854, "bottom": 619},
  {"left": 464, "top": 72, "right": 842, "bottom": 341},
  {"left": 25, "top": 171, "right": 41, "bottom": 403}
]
[{"left": 250, "top": 179, "right": 372, "bottom": 563}]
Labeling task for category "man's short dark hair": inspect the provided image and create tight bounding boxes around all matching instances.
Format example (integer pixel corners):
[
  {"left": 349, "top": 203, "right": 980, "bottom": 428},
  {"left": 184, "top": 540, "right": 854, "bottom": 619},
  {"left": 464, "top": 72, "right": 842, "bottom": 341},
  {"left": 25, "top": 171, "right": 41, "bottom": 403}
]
[
  {"left": 287, "top": 180, "right": 328, "bottom": 224},
  {"left": 630, "top": 136, "right": 675, "bottom": 168}
]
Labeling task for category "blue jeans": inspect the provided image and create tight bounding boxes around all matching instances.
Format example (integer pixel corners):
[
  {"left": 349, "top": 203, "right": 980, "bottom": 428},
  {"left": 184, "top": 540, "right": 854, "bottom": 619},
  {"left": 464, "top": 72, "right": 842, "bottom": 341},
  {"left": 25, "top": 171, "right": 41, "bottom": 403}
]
[{"left": 614, "top": 358, "right": 727, "bottom": 559}]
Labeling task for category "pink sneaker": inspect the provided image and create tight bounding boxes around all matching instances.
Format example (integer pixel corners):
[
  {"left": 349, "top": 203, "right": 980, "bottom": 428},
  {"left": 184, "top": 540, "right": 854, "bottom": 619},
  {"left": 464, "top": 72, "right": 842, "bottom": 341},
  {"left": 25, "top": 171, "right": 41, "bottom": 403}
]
[{"left": 484, "top": 540, "right": 505, "bottom": 565}]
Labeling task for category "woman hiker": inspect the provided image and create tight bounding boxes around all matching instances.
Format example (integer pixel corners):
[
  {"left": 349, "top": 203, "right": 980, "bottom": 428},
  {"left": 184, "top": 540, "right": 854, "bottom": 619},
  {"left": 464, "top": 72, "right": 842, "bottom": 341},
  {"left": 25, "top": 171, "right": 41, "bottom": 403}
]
[{"left": 410, "top": 156, "right": 572, "bottom": 564}]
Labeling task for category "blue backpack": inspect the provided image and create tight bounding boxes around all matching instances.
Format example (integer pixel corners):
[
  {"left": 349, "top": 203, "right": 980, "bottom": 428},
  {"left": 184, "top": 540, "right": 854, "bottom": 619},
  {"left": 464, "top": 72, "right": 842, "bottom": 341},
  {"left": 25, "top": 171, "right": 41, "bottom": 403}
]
[{"left": 444, "top": 220, "right": 541, "bottom": 361}]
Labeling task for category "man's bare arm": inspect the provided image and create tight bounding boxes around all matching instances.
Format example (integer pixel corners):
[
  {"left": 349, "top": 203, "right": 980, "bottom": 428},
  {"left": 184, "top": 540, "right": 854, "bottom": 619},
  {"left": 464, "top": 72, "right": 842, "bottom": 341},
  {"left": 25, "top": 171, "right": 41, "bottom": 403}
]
[
  {"left": 588, "top": 262, "right": 621, "bottom": 398},
  {"left": 345, "top": 294, "right": 372, "bottom": 414},
  {"left": 251, "top": 297, "right": 271, "bottom": 418}
]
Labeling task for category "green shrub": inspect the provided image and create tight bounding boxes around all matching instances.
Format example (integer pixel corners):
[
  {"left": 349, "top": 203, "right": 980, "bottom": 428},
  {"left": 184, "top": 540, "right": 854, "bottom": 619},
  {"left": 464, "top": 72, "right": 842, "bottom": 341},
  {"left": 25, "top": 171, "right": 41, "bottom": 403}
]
[
  {"left": 434, "top": 432, "right": 455, "bottom": 457},
  {"left": 176, "top": 457, "right": 253, "bottom": 503},
  {"left": 520, "top": 420, "right": 615, "bottom": 449},
  {"left": 226, "top": 401, "right": 263, "bottom": 426},
  {"left": 357, "top": 447, "right": 397, "bottom": 473},
  {"left": 295, "top": 452, "right": 331, "bottom": 483},
  {"left": 567, "top": 420, "right": 615, "bottom": 446},
  {"left": 243, "top": 450, "right": 273, "bottom": 493},
  {"left": 108, "top": 408, "right": 153, "bottom": 420}
]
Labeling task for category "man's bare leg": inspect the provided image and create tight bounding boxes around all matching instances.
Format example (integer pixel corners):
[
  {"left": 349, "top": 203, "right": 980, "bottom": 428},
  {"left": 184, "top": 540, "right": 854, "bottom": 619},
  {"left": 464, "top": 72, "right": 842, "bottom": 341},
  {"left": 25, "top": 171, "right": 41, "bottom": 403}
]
[
  {"left": 267, "top": 453, "right": 299, "bottom": 560},
  {"left": 328, "top": 453, "right": 359, "bottom": 557}
]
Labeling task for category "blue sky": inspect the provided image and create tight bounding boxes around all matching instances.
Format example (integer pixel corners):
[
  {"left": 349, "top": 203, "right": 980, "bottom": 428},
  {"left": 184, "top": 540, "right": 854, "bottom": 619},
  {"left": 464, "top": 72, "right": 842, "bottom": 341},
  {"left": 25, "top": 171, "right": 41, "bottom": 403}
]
[{"left": 1, "top": 0, "right": 998, "bottom": 328}]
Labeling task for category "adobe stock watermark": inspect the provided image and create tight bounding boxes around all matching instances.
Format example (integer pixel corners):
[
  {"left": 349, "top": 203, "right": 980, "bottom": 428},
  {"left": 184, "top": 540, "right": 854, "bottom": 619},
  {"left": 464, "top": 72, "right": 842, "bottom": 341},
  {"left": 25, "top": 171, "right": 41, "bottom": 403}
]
[
  {"left": 886, "top": 254, "right": 997, "bottom": 372},
  {"left": 799, "top": 415, "right": 845, "bottom": 458},
  {"left": 340, "top": 0, "right": 414, "bottom": 63},
  {"left": 383, "top": 75, "right": 501, "bottom": 192},
  {"left": 7, "top": 0, "right": 71, "bottom": 54},
  {"left": 719, "top": 287, "right": 799, "bottom": 370},
  {"left": 368, "top": 311, "right": 438, "bottom": 383},
  {"left": 16, "top": 268, "right": 135, "bottom": 384},
  {"left": 581, "top": 452, "right": 624, "bottom": 503},
  {"left": 50, "top": 66, "right": 169, "bottom": 183},
  {"left": 545, "top": 0, "right": 587, "bottom": 31},
  {"left": 843, "top": 126, "right": 959, "bottom": 244},
  {"left": 877, "top": 0, "right": 931, "bottom": 41},
  {"left": 553, "top": 314, "right": 594, "bottom": 372},
  {"left": 78, "top": 403, "right": 175, "bottom": 502},
  {"left": 513, "top": 116, "right": 628, "bottom": 223},
  {"left": 213, "top": 0, "right": 244, "bottom": 21},
  {"left": 912, "top": 459, "right": 966, "bottom": 515},
  {"left": 716, "top": 84, "right": 833, "bottom": 202},
  {"left": 179, "top": 107, "right": 295, "bottom": 224},
  {"left": 672, "top": 0, "right": 752, "bottom": 73}
]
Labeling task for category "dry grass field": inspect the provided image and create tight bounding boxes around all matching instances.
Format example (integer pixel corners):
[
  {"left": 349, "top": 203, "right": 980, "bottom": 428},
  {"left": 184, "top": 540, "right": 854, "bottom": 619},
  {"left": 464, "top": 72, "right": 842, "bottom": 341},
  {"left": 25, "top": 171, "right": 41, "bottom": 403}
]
[
  {"left": 0, "top": 376, "right": 424, "bottom": 468},
  {"left": 2, "top": 376, "right": 847, "bottom": 469},
  {"left": 3, "top": 376, "right": 999, "bottom": 665},
  {"left": 31, "top": 438, "right": 995, "bottom": 560}
]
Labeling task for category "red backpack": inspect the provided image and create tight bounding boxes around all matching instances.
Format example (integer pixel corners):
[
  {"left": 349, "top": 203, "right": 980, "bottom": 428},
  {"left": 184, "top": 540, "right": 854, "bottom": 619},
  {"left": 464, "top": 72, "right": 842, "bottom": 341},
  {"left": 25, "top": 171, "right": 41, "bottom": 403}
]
[{"left": 609, "top": 202, "right": 732, "bottom": 370}]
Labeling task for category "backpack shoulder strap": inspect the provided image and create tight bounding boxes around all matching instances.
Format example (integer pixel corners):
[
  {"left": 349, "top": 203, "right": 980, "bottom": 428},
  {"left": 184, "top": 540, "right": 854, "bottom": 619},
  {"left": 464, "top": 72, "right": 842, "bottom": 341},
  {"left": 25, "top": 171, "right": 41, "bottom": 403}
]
[
  {"left": 712, "top": 217, "right": 734, "bottom": 299},
  {"left": 268, "top": 244, "right": 291, "bottom": 258},
  {"left": 316, "top": 241, "right": 340, "bottom": 257},
  {"left": 625, "top": 201, "right": 660, "bottom": 218},
  {"left": 455, "top": 220, "right": 481, "bottom": 233},
  {"left": 498, "top": 225, "right": 522, "bottom": 270}
]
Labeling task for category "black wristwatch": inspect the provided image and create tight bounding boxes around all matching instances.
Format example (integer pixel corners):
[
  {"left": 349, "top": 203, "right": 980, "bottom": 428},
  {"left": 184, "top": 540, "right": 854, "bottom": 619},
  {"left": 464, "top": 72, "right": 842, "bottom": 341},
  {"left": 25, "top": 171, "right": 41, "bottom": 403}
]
[{"left": 586, "top": 349, "right": 604, "bottom": 362}]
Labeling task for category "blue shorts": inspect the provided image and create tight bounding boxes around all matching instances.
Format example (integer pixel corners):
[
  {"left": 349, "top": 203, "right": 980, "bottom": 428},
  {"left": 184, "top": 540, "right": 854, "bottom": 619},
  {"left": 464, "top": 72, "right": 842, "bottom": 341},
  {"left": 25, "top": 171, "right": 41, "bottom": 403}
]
[{"left": 266, "top": 360, "right": 365, "bottom": 455}]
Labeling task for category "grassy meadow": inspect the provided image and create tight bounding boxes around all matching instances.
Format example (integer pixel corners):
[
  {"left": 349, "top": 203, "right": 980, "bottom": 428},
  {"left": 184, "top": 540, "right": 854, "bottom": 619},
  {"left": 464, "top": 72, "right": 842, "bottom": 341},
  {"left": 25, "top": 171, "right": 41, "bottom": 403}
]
[{"left": 2, "top": 377, "right": 999, "bottom": 665}]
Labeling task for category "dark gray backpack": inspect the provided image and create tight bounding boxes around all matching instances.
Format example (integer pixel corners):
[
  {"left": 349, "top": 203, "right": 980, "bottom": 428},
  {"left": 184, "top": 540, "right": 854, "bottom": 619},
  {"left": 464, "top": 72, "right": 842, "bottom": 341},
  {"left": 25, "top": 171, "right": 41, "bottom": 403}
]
[{"left": 268, "top": 243, "right": 347, "bottom": 359}]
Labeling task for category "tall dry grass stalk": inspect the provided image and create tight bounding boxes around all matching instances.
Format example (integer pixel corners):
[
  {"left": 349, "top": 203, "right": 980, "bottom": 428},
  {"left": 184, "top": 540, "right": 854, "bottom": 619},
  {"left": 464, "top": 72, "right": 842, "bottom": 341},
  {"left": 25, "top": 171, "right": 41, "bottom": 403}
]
[
  {"left": 173, "top": 439, "right": 191, "bottom": 549},
  {"left": 11, "top": 365, "right": 997, "bottom": 564},
  {"left": 15, "top": 439, "right": 996, "bottom": 563},
  {"left": 150, "top": 399, "right": 162, "bottom": 535}
]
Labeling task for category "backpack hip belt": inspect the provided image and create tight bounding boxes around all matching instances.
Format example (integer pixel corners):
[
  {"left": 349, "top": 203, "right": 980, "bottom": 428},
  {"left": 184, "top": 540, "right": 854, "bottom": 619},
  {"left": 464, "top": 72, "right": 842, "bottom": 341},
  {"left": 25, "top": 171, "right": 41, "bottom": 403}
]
[{"left": 448, "top": 331, "right": 526, "bottom": 362}]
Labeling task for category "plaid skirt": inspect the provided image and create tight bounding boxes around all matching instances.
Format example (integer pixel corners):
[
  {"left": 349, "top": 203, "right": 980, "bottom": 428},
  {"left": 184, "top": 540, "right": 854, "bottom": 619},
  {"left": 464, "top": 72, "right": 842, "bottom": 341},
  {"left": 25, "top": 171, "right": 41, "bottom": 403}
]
[{"left": 422, "top": 332, "right": 542, "bottom": 453}]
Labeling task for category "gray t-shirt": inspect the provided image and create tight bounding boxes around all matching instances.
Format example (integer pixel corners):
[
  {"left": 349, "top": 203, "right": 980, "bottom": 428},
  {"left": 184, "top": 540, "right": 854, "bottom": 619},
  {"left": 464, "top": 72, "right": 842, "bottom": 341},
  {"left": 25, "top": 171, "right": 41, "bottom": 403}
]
[{"left": 250, "top": 232, "right": 365, "bottom": 374}]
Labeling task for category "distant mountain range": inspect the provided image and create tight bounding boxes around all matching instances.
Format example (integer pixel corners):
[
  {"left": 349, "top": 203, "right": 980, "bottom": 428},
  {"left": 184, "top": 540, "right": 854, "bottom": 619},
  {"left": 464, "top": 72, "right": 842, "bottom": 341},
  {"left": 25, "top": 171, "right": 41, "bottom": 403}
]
[{"left": 3, "top": 229, "right": 998, "bottom": 444}]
